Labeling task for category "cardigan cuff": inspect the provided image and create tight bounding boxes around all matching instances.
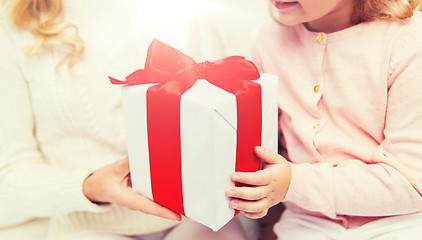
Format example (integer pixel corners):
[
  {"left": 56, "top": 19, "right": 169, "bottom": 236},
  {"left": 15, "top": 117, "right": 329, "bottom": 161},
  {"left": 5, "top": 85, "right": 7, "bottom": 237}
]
[{"left": 283, "top": 162, "right": 336, "bottom": 218}]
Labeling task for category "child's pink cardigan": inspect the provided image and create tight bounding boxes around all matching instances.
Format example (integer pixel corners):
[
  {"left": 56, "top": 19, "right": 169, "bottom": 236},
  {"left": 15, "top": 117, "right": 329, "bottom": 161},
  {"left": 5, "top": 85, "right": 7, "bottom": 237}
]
[{"left": 252, "top": 11, "right": 422, "bottom": 228}]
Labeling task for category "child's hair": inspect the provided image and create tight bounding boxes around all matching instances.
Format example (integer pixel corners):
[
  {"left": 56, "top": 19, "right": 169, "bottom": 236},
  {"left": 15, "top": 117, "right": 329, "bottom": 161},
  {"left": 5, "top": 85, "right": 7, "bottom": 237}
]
[
  {"left": 1, "top": 0, "right": 85, "bottom": 70},
  {"left": 352, "top": 0, "right": 422, "bottom": 23},
  {"left": 269, "top": 0, "right": 422, "bottom": 25}
]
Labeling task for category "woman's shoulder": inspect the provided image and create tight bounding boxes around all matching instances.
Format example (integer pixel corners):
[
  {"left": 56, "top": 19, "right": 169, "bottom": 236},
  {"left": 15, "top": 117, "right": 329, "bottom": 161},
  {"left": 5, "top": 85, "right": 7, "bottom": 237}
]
[
  {"left": 0, "top": 5, "right": 32, "bottom": 52},
  {"left": 0, "top": 3, "right": 14, "bottom": 27},
  {"left": 0, "top": 5, "right": 16, "bottom": 46},
  {"left": 0, "top": 4, "right": 10, "bottom": 27},
  {"left": 1, "top": 5, "right": 19, "bottom": 39}
]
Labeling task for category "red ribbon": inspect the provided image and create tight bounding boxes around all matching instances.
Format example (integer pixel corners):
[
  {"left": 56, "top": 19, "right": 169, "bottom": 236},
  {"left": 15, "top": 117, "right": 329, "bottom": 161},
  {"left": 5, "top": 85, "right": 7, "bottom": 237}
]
[{"left": 110, "top": 39, "right": 262, "bottom": 216}]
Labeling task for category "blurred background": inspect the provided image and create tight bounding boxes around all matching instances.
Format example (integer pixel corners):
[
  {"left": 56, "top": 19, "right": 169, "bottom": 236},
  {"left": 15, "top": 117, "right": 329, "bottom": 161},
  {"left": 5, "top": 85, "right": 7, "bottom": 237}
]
[{"left": 144, "top": 0, "right": 271, "bottom": 61}]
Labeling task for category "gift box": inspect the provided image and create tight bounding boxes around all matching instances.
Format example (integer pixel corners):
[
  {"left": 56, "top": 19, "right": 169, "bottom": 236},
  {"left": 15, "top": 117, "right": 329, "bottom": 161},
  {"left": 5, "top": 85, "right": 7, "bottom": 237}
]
[{"left": 110, "top": 40, "right": 278, "bottom": 231}]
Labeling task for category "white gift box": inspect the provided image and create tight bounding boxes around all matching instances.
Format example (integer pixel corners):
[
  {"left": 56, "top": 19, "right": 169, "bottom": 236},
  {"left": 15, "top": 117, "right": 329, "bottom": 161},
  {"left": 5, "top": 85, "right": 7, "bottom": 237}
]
[{"left": 122, "top": 73, "right": 278, "bottom": 231}]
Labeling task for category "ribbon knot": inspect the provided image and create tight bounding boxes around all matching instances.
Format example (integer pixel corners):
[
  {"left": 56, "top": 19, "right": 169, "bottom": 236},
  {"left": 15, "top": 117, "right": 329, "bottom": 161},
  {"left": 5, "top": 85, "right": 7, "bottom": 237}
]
[{"left": 196, "top": 61, "right": 211, "bottom": 79}]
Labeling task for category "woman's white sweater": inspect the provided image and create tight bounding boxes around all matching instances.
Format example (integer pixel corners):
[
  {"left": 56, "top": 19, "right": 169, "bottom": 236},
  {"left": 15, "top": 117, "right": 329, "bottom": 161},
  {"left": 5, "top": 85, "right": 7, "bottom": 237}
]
[{"left": 0, "top": 0, "right": 189, "bottom": 238}]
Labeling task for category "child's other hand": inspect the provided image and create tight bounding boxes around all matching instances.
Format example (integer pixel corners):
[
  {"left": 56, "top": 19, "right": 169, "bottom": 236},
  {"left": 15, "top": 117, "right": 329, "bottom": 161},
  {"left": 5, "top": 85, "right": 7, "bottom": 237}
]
[{"left": 226, "top": 146, "right": 291, "bottom": 219}]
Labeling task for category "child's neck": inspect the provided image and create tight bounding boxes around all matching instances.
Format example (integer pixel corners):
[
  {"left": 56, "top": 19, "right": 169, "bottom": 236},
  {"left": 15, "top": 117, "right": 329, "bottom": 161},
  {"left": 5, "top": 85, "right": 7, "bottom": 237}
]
[
  {"left": 304, "top": 3, "right": 355, "bottom": 33},
  {"left": 304, "top": 18, "right": 354, "bottom": 33}
]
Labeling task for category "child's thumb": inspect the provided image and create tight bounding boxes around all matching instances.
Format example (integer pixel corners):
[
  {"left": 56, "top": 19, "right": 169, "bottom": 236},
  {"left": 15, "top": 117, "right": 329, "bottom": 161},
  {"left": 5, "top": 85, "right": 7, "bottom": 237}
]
[{"left": 254, "top": 146, "right": 283, "bottom": 164}]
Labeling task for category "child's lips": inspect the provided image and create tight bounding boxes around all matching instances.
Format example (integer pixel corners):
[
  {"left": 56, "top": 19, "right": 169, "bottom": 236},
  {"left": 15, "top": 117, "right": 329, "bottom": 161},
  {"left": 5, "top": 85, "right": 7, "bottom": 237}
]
[{"left": 273, "top": 1, "right": 299, "bottom": 10}]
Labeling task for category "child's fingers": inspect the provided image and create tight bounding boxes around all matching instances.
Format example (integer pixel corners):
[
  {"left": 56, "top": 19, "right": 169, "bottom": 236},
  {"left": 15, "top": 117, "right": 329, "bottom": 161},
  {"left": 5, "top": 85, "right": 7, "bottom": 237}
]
[
  {"left": 255, "top": 146, "right": 283, "bottom": 164},
  {"left": 229, "top": 197, "right": 270, "bottom": 214},
  {"left": 231, "top": 170, "right": 272, "bottom": 186},
  {"left": 241, "top": 210, "right": 269, "bottom": 219},
  {"left": 226, "top": 185, "right": 269, "bottom": 201}
]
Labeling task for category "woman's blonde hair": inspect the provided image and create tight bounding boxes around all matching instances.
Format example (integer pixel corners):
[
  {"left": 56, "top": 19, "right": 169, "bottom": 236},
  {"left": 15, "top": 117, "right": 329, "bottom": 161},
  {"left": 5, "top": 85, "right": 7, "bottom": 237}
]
[
  {"left": 2, "top": 0, "right": 85, "bottom": 70},
  {"left": 269, "top": 0, "right": 422, "bottom": 25}
]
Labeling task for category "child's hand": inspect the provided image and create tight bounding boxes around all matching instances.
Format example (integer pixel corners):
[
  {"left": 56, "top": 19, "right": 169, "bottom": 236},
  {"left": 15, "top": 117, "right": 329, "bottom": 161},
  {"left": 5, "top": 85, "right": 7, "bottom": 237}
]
[{"left": 226, "top": 146, "right": 291, "bottom": 219}]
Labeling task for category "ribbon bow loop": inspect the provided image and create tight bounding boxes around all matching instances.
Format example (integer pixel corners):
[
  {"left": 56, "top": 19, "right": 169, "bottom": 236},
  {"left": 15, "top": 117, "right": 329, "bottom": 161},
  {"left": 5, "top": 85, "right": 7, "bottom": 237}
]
[
  {"left": 207, "top": 56, "right": 260, "bottom": 81},
  {"left": 144, "top": 39, "right": 197, "bottom": 79}
]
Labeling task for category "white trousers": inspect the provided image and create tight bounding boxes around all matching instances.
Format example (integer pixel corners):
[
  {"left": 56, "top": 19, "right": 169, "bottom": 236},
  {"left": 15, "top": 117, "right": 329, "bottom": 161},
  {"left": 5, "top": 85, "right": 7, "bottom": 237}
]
[
  {"left": 274, "top": 209, "right": 422, "bottom": 240},
  {"left": 59, "top": 216, "right": 247, "bottom": 240}
]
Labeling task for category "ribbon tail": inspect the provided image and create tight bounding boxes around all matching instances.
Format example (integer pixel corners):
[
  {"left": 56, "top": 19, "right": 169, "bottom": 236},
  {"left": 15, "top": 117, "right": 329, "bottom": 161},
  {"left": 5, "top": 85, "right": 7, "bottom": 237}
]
[{"left": 109, "top": 76, "right": 127, "bottom": 85}]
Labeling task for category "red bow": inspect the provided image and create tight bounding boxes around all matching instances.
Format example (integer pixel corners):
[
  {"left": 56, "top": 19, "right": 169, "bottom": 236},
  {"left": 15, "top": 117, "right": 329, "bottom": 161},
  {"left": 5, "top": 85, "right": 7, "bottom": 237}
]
[
  {"left": 109, "top": 39, "right": 260, "bottom": 93},
  {"left": 110, "top": 40, "right": 262, "bottom": 217}
]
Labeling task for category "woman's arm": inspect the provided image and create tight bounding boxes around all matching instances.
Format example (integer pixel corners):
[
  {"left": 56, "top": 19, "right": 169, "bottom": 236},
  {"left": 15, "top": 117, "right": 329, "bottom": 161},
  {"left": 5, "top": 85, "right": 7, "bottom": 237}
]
[{"left": 0, "top": 20, "right": 105, "bottom": 227}]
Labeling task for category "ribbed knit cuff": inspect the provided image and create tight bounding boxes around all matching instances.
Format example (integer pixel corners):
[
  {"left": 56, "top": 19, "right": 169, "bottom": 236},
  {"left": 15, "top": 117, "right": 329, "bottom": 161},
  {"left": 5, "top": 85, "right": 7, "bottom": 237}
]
[
  {"left": 60, "top": 168, "right": 110, "bottom": 214},
  {"left": 283, "top": 162, "right": 336, "bottom": 218}
]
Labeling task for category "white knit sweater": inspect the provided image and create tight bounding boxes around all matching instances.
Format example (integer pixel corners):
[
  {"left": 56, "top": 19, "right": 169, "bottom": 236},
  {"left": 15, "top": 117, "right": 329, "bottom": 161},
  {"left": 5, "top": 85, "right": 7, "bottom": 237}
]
[{"left": 0, "top": 0, "right": 189, "bottom": 238}]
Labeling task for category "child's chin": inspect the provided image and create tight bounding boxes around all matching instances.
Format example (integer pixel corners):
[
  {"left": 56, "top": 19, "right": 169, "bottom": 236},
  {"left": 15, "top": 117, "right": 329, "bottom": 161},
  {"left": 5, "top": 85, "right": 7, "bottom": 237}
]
[{"left": 275, "top": 17, "right": 302, "bottom": 27}]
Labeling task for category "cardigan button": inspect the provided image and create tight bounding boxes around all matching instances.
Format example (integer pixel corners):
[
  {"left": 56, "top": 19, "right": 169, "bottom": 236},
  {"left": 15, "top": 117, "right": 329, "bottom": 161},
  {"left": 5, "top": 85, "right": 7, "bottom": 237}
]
[
  {"left": 316, "top": 33, "right": 323, "bottom": 42},
  {"left": 314, "top": 84, "right": 320, "bottom": 93}
]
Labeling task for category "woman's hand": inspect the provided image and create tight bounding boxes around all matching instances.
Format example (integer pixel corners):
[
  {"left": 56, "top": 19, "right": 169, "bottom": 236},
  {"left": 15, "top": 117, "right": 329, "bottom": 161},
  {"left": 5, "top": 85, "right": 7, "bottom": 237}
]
[
  {"left": 83, "top": 157, "right": 181, "bottom": 222},
  {"left": 226, "top": 146, "right": 291, "bottom": 219}
]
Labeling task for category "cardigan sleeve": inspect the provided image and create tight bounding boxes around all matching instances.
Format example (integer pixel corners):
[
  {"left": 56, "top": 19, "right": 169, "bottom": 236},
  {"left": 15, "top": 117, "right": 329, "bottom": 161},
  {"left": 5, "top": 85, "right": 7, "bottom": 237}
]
[
  {"left": 283, "top": 18, "right": 422, "bottom": 218},
  {"left": 0, "top": 12, "right": 106, "bottom": 228}
]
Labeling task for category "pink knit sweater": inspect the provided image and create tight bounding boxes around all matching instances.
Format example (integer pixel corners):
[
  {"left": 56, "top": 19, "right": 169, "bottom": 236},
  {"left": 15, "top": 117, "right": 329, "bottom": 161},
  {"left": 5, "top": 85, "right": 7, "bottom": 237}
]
[{"left": 252, "top": 11, "right": 422, "bottom": 228}]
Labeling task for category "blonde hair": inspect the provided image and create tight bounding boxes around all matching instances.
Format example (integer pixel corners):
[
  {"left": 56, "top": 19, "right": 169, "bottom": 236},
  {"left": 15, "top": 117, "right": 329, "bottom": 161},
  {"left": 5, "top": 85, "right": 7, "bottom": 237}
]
[
  {"left": 269, "top": 0, "right": 422, "bottom": 25},
  {"left": 2, "top": 0, "right": 85, "bottom": 70},
  {"left": 352, "top": 0, "right": 422, "bottom": 23}
]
